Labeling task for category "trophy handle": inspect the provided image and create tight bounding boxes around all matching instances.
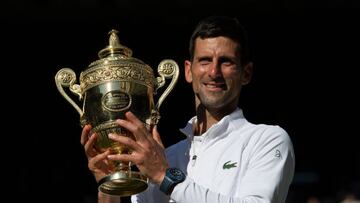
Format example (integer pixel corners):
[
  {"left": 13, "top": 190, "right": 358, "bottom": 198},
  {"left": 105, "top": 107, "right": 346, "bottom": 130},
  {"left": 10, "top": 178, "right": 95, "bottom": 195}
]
[
  {"left": 151, "top": 59, "right": 179, "bottom": 124},
  {"left": 55, "top": 68, "right": 84, "bottom": 116}
]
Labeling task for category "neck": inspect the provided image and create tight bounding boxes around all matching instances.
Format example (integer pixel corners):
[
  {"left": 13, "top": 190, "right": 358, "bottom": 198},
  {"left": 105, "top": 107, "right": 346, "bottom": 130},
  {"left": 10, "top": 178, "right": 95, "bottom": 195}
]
[{"left": 193, "top": 103, "right": 236, "bottom": 136}]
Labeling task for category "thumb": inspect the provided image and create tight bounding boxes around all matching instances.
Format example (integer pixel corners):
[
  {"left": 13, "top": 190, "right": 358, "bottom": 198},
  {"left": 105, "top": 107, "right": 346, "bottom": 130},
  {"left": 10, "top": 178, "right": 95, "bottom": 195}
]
[{"left": 152, "top": 125, "right": 164, "bottom": 149}]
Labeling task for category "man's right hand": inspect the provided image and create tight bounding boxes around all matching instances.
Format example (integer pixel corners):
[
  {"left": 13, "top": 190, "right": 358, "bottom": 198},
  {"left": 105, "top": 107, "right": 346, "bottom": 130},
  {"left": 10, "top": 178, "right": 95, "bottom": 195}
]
[{"left": 80, "top": 124, "right": 114, "bottom": 183}]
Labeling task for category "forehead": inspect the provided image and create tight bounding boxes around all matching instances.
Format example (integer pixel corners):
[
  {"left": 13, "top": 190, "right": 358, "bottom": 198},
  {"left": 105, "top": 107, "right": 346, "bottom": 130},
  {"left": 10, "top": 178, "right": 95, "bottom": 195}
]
[{"left": 194, "top": 36, "right": 239, "bottom": 55}]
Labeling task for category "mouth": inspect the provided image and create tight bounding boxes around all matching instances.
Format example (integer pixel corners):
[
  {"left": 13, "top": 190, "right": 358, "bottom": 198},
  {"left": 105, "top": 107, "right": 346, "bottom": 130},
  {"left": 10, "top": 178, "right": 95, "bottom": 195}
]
[{"left": 203, "top": 82, "right": 226, "bottom": 91}]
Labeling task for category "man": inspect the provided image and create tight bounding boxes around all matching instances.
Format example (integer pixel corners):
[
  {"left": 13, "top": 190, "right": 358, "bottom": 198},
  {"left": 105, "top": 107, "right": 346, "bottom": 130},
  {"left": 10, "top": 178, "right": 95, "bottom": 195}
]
[{"left": 81, "top": 15, "right": 295, "bottom": 203}]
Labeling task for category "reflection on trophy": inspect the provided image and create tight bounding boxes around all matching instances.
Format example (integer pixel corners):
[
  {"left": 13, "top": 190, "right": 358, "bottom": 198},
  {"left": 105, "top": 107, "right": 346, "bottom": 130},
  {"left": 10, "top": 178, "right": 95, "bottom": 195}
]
[{"left": 55, "top": 29, "right": 179, "bottom": 196}]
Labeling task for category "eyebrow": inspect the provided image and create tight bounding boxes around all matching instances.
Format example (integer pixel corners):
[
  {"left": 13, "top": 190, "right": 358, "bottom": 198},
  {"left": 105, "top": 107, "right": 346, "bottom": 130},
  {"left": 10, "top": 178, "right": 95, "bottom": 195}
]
[
  {"left": 196, "top": 56, "right": 212, "bottom": 61},
  {"left": 218, "top": 55, "right": 237, "bottom": 62}
]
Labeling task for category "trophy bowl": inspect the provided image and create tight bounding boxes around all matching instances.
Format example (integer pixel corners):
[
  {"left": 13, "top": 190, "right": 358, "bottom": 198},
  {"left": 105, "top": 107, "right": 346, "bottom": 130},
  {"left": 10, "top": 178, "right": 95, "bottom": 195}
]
[{"left": 55, "top": 29, "right": 179, "bottom": 196}]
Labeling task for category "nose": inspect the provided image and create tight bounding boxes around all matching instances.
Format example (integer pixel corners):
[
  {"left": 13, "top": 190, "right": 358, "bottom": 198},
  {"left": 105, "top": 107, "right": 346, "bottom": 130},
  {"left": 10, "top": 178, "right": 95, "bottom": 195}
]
[{"left": 208, "top": 62, "right": 222, "bottom": 79}]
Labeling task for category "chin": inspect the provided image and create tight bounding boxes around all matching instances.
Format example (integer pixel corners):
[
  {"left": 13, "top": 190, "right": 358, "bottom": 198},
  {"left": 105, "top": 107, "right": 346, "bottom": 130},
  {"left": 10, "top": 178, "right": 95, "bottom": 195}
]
[{"left": 202, "top": 101, "right": 226, "bottom": 110}]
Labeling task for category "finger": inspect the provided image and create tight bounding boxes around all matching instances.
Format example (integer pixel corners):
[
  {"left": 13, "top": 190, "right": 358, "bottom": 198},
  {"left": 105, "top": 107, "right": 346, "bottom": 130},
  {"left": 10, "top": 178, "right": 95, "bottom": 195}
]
[
  {"left": 125, "top": 111, "right": 147, "bottom": 129},
  {"left": 107, "top": 153, "right": 136, "bottom": 164},
  {"left": 88, "top": 149, "right": 111, "bottom": 170},
  {"left": 84, "top": 133, "right": 98, "bottom": 157},
  {"left": 108, "top": 133, "right": 143, "bottom": 152},
  {"left": 125, "top": 111, "right": 150, "bottom": 137},
  {"left": 80, "top": 124, "right": 92, "bottom": 145},
  {"left": 152, "top": 125, "right": 164, "bottom": 149},
  {"left": 115, "top": 112, "right": 149, "bottom": 141}
]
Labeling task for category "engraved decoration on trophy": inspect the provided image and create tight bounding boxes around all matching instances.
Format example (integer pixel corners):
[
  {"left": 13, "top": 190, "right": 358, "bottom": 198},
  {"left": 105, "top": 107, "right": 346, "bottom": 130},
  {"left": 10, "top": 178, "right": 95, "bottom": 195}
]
[{"left": 55, "top": 29, "right": 179, "bottom": 196}]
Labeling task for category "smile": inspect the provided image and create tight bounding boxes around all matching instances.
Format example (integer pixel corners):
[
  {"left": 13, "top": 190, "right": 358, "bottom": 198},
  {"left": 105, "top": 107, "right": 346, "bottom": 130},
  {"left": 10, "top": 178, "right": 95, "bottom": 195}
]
[{"left": 204, "top": 82, "right": 225, "bottom": 91}]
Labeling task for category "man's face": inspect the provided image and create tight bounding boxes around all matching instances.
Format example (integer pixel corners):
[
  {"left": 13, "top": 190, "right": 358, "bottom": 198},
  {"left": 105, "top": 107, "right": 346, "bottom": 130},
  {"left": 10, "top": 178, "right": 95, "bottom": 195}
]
[{"left": 185, "top": 36, "right": 252, "bottom": 111}]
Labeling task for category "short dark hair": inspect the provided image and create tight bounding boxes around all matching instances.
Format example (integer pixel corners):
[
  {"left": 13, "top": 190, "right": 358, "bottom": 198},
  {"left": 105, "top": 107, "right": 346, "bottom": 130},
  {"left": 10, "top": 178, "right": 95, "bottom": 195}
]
[{"left": 189, "top": 16, "right": 251, "bottom": 66}]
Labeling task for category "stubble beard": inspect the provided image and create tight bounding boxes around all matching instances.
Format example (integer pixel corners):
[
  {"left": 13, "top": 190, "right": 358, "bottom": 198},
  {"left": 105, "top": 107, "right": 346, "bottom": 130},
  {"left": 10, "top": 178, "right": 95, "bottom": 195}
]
[
  {"left": 196, "top": 90, "right": 227, "bottom": 110},
  {"left": 195, "top": 86, "right": 240, "bottom": 116}
]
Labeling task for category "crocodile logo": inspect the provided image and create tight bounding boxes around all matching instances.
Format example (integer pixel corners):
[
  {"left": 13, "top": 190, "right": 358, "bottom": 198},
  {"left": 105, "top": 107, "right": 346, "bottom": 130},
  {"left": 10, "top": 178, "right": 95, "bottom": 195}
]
[{"left": 223, "top": 161, "right": 237, "bottom": 169}]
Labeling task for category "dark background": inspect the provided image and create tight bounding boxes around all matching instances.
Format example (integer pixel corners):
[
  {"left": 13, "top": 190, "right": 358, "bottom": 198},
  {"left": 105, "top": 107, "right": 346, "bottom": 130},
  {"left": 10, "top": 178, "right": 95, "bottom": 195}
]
[{"left": 2, "top": 0, "right": 359, "bottom": 202}]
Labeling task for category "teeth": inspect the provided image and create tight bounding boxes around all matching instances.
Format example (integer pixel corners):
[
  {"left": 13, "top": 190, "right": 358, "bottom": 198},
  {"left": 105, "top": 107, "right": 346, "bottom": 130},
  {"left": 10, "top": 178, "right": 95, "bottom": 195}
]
[{"left": 206, "top": 84, "right": 219, "bottom": 88}]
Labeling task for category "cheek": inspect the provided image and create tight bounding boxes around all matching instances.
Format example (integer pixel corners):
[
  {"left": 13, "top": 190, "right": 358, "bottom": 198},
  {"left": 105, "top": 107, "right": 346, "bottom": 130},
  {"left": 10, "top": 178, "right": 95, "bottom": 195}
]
[
  {"left": 191, "top": 77, "right": 201, "bottom": 91},
  {"left": 223, "top": 69, "right": 240, "bottom": 79},
  {"left": 225, "top": 73, "right": 242, "bottom": 87},
  {"left": 189, "top": 68, "right": 204, "bottom": 82}
]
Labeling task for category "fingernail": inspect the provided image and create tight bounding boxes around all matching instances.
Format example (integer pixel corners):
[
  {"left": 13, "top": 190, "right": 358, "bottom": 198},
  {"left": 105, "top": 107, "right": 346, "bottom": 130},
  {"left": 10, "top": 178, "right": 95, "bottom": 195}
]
[{"left": 108, "top": 133, "right": 115, "bottom": 139}]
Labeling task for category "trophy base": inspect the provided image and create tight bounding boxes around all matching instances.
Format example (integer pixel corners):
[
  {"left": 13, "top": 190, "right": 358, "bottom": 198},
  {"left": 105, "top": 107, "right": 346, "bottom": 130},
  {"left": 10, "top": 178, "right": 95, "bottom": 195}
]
[{"left": 98, "top": 170, "right": 148, "bottom": 196}]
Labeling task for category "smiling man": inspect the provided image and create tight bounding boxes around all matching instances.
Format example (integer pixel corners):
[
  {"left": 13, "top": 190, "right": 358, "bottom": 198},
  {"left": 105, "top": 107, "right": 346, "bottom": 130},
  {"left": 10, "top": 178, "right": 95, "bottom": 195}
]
[{"left": 82, "top": 15, "right": 295, "bottom": 203}]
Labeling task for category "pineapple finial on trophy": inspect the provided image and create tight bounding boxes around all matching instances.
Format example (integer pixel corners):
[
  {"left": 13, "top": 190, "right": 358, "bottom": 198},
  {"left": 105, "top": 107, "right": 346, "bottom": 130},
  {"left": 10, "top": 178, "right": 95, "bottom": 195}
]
[
  {"left": 109, "top": 29, "right": 120, "bottom": 46},
  {"left": 98, "top": 29, "right": 133, "bottom": 58}
]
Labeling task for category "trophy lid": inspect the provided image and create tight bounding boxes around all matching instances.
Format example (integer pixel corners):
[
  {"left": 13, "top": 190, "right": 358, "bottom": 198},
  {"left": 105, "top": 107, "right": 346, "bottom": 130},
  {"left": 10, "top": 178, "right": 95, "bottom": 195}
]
[
  {"left": 86, "top": 29, "right": 149, "bottom": 66},
  {"left": 80, "top": 29, "right": 155, "bottom": 92}
]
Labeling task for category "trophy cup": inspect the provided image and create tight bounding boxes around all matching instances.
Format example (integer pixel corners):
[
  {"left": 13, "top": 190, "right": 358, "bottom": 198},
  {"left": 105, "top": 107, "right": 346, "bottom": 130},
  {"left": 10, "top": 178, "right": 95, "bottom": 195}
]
[{"left": 55, "top": 29, "right": 179, "bottom": 196}]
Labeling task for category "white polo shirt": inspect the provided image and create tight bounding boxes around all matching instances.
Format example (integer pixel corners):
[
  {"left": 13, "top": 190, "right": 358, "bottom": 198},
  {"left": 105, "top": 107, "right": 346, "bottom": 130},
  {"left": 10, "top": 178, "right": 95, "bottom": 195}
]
[{"left": 132, "top": 108, "right": 295, "bottom": 203}]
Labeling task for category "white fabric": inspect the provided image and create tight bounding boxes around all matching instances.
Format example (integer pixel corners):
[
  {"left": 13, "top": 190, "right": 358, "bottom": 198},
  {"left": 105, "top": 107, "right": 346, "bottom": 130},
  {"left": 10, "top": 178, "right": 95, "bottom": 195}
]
[{"left": 131, "top": 108, "right": 295, "bottom": 203}]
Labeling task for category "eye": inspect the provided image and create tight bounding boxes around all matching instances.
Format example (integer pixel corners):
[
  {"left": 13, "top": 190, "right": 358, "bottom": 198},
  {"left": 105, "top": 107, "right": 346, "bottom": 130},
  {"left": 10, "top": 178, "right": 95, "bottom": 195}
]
[
  {"left": 219, "top": 57, "right": 237, "bottom": 67},
  {"left": 220, "top": 60, "right": 235, "bottom": 67},
  {"left": 199, "top": 61, "right": 211, "bottom": 66},
  {"left": 222, "top": 61, "right": 233, "bottom": 66},
  {"left": 198, "top": 57, "right": 212, "bottom": 66}
]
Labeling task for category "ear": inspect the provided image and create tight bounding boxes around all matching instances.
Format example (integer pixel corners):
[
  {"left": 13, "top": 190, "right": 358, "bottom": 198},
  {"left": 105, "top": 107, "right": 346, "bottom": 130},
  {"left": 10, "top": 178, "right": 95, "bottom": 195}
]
[
  {"left": 184, "top": 60, "right": 193, "bottom": 83},
  {"left": 241, "top": 62, "right": 253, "bottom": 85}
]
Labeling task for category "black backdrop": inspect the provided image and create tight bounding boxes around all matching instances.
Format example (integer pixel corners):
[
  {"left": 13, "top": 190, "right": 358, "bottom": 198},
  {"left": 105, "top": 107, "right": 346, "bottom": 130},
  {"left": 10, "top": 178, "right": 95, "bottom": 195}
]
[{"left": 3, "top": 1, "right": 359, "bottom": 202}]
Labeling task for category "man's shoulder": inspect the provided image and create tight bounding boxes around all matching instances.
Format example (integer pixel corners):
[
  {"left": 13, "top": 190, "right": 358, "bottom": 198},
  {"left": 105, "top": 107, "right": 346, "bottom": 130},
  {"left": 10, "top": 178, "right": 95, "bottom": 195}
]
[
  {"left": 241, "top": 122, "right": 292, "bottom": 144},
  {"left": 243, "top": 121, "right": 288, "bottom": 135}
]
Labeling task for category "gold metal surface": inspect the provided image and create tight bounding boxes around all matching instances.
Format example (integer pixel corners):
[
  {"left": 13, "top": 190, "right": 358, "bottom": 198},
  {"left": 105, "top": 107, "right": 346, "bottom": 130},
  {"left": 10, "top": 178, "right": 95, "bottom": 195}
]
[{"left": 55, "top": 29, "right": 179, "bottom": 196}]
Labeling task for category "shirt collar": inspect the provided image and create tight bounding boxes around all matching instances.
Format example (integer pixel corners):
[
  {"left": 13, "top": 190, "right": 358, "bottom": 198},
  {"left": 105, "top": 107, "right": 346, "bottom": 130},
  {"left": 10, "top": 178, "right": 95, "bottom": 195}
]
[{"left": 179, "top": 107, "right": 245, "bottom": 141}]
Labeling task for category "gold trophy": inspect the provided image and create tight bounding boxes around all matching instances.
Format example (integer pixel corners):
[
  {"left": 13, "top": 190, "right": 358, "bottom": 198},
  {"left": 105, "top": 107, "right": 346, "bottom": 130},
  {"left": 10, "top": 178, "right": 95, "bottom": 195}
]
[{"left": 55, "top": 29, "right": 179, "bottom": 196}]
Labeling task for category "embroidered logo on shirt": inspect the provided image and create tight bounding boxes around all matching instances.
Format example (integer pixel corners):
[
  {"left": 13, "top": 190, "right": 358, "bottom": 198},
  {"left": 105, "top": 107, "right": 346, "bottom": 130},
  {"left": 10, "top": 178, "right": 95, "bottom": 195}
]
[{"left": 223, "top": 161, "right": 237, "bottom": 169}]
